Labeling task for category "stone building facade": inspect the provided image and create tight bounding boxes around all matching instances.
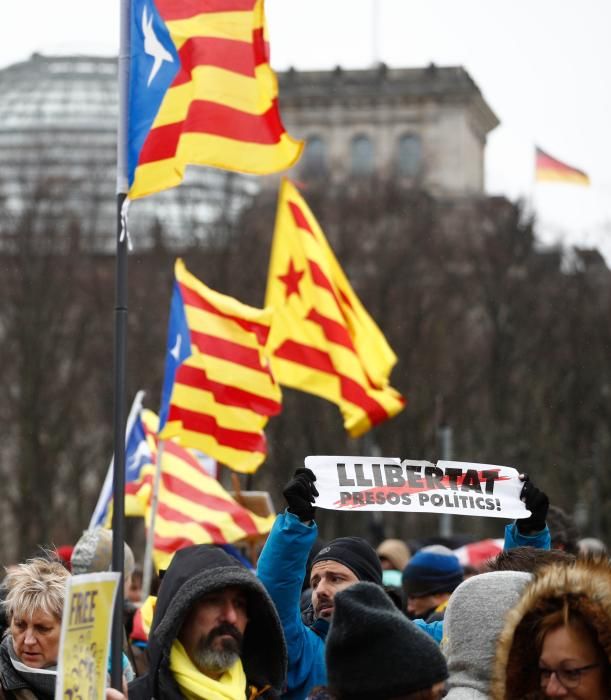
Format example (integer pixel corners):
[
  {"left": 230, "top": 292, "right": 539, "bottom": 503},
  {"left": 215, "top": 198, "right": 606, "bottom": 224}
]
[
  {"left": 0, "top": 55, "right": 498, "bottom": 248},
  {"left": 0, "top": 54, "right": 256, "bottom": 249},
  {"left": 277, "top": 63, "right": 499, "bottom": 195}
]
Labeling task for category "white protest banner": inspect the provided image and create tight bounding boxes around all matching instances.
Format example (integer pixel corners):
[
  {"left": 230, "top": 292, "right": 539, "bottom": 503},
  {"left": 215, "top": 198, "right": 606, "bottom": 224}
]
[
  {"left": 56, "top": 572, "right": 120, "bottom": 700},
  {"left": 305, "top": 456, "right": 528, "bottom": 519}
]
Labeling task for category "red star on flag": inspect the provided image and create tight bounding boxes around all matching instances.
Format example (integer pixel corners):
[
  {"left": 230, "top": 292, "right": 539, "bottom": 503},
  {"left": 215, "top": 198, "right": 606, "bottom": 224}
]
[{"left": 278, "top": 259, "right": 304, "bottom": 300}]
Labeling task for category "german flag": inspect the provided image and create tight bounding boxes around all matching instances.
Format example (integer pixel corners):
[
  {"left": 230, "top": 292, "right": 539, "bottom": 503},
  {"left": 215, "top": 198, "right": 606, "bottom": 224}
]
[
  {"left": 160, "top": 260, "right": 282, "bottom": 473},
  {"left": 535, "top": 147, "right": 590, "bottom": 186},
  {"left": 131, "top": 410, "right": 274, "bottom": 571},
  {"left": 127, "top": 0, "right": 302, "bottom": 199},
  {"left": 265, "top": 180, "right": 405, "bottom": 437}
]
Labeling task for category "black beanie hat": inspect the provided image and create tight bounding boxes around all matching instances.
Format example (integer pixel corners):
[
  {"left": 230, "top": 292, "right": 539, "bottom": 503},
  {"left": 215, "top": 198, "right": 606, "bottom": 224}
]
[
  {"left": 311, "top": 536, "right": 382, "bottom": 585},
  {"left": 326, "top": 582, "right": 448, "bottom": 700}
]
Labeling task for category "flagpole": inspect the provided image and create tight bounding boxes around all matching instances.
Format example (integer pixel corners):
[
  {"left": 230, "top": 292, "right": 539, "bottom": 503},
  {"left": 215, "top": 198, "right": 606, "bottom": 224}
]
[
  {"left": 371, "top": 0, "right": 380, "bottom": 65},
  {"left": 141, "top": 439, "right": 165, "bottom": 600},
  {"left": 89, "top": 391, "right": 145, "bottom": 530},
  {"left": 111, "top": 0, "right": 131, "bottom": 690},
  {"left": 531, "top": 144, "right": 538, "bottom": 227}
]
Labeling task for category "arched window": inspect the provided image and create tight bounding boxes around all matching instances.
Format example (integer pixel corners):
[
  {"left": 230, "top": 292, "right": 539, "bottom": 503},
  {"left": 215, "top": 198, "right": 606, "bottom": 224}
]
[
  {"left": 397, "top": 133, "right": 422, "bottom": 177},
  {"left": 301, "top": 135, "right": 327, "bottom": 177},
  {"left": 350, "top": 134, "right": 374, "bottom": 176}
]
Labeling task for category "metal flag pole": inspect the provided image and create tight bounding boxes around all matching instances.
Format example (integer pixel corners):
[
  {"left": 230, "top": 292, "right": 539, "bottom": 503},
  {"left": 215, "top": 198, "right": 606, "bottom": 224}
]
[
  {"left": 111, "top": 0, "right": 131, "bottom": 689},
  {"left": 371, "top": 0, "right": 380, "bottom": 66},
  {"left": 438, "top": 424, "right": 453, "bottom": 538},
  {"left": 530, "top": 144, "right": 539, "bottom": 225}
]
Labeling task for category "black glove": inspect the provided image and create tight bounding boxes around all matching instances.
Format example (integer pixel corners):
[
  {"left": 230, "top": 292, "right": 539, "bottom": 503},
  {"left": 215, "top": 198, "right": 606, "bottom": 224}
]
[
  {"left": 517, "top": 473, "right": 549, "bottom": 534},
  {"left": 283, "top": 468, "right": 319, "bottom": 522}
]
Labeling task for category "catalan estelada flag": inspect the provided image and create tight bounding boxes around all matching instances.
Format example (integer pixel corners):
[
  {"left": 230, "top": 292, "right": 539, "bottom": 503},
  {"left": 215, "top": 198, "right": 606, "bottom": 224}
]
[
  {"left": 89, "top": 392, "right": 153, "bottom": 528},
  {"left": 159, "top": 259, "right": 282, "bottom": 473},
  {"left": 265, "top": 179, "right": 405, "bottom": 437},
  {"left": 127, "top": 0, "right": 303, "bottom": 199},
  {"left": 535, "top": 147, "right": 590, "bottom": 186},
  {"left": 123, "top": 408, "right": 165, "bottom": 518},
  {"left": 130, "top": 411, "right": 275, "bottom": 571}
]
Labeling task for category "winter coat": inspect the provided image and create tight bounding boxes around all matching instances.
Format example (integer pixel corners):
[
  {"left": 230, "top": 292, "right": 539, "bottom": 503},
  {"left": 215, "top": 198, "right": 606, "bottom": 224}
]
[
  {"left": 503, "top": 522, "right": 551, "bottom": 551},
  {"left": 257, "top": 512, "right": 329, "bottom": 700},
  {"left": 443, "top": 571, "right": 532, "bottom": 700},
  {"left": 490, "top": 556, "right": 611, "bottom": 700},
  {"left": 129, "top": 545, "right": 287, "bottom": 700},
  {"left": 0, "top": 637, "right": 53, "bottom": 700}
]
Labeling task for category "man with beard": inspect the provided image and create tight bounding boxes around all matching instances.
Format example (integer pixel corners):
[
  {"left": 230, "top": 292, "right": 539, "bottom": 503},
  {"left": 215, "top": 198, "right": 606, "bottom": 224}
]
[
  {"left": 257, "top": 469, "right": 383, "bottom": 700},
  {"left": 129, "top": 545, "right": 287, "bottom": 700}
]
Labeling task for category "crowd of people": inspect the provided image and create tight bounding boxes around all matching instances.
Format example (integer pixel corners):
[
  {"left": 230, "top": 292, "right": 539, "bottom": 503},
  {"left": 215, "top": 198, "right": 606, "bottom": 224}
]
[{"left": 0, "top": 469, "right": 609, "bottom": 699}]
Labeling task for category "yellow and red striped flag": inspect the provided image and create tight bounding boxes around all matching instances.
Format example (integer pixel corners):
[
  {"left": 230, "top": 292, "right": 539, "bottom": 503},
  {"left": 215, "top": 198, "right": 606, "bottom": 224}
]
[
  {"left": 127, "top": 0, "right": 303, "bottom": 199},
  {"left": 123, "top": 409, "right": 165, "bottom": 518},
  {"left": 130, "top": 410, "right": 275, "bottom": 571},
  {"left": 265, "top": 179, "right": 405, "bottom": 437},
  {"left": 160, "top": 259, "right": 282, "bottom": 473},
  {"left": 535, "top": 147, "right": 590, "bottom": 186}
]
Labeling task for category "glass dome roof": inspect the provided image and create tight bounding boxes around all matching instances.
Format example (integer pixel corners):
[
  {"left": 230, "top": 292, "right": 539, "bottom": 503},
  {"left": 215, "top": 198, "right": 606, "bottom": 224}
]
[{"left": 0, "top": 54, "right": 257, "bottom": 249}]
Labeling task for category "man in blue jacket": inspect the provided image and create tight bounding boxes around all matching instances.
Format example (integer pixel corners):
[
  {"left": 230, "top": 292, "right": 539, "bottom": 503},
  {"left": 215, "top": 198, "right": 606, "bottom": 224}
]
[
  {"left": 257, "top": 468, "right": 550, "bottom": 699},
  {"left": 257, "top": 468, "right": 382, "bottom": 700}
]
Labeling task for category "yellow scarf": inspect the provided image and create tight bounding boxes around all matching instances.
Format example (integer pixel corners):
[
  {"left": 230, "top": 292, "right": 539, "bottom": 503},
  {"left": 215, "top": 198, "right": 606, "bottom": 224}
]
[
  {"left": 435, "top": 598, "right": 450, "bottom": 614},
  {"left": 169, "top": 639, "right": 247, "bottom": 700}
]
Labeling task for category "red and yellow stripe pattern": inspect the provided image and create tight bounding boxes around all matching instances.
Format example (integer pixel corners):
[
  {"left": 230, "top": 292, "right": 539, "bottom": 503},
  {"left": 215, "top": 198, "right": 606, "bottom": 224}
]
[
  {"left": 535, "top": 147, "right": 590, "bottom": 186},
  {"left": 265, "top": 180, "right": 405, "bottom": 437},
  {"left": 160, "top": 260, "right": 282, "bottom": 473},
  {"left": 129, "top": 0, "right": 302, "bottom": 199},
  {"left": 129, "top": 410, "right": 274, "bottom": 570}
]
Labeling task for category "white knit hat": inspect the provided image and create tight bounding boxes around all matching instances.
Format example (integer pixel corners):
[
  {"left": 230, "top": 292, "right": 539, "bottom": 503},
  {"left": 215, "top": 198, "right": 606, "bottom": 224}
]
[{"left": 71, "top": 526, "right": 135, "bottom": 577}]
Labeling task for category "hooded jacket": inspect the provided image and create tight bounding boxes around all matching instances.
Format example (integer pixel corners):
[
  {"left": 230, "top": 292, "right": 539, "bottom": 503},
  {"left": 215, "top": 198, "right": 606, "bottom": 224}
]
[
  {"left": 490, "top": 557, "right": 611, "bottom": 700},
  {"left": 443, "top": 571, "right": 532, "bottom": 700},
  {"left": 129, "top": 546, "right": 287, "bottom": 700}
]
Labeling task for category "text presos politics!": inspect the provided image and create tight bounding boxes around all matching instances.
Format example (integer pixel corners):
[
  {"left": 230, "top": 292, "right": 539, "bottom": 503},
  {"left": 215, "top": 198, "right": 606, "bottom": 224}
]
[{"left": 304, "top": 456, "right": 528, "bottom": 519}]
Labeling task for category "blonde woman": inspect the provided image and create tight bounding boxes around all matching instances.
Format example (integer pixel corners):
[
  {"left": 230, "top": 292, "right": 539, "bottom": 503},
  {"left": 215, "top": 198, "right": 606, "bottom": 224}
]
[
  {"left": 0, "top": 558, "right": 68, "bottom": 699},
  {"left": 0, "top": 557, "right": 128, "bottom": 700}
]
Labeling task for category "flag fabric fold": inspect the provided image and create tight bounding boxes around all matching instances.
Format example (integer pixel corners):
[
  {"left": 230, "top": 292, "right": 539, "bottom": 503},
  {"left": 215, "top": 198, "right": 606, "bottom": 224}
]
[
  {"left": 160, "top": 259, "right": 282, "bottom": 473},
  {"left": 124, "top": 408, "right": 164, "bottom": 518},
  {"left": 535, "top": 147, "right": 590, "bottom": 186},
  {"left": 152, "top": 420, "right": 274, "bottom": 570},
  {"left": 89, "top": 392, "right": 152, "bottom": 528},
  {"left": 265, "top": 179, "right": 405, "bottom": 437},
  {"left": 129, "top": 410, "right": 274, "bottom": 571},
  {"left": 127, "top": 0, "right": 302, "bottom": 199}
]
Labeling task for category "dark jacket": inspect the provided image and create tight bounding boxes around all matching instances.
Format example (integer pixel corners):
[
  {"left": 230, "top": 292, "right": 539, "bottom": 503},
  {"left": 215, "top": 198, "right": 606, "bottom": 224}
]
[
  {"left": 0, "top": 637, "right": 52, "bottom": 700},
  {"left": 129, "top": 546, "right": 287, "bottom": 700}
]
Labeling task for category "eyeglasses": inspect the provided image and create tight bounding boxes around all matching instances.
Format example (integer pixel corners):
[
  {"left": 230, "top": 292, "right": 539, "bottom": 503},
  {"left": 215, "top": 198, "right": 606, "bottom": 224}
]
[{"left": 539, "top": 663, "right": 600, "bottom": 689}]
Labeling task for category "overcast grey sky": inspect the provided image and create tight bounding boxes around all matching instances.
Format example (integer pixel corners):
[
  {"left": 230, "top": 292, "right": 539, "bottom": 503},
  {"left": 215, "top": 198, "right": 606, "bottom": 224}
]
[{"left": 2, "top": 1, "right": 609, "bottom": 258}]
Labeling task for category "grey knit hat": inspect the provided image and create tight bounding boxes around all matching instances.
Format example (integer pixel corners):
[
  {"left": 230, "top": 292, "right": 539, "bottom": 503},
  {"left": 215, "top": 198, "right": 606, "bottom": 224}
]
[
  {"left": 326, "top": 582, "right": 448, "bottom": 699},
  {"left": 71, "top": 527, "right": 135, "bottom": 577},
  {"left": 443, "top": 571, "right": 532, "bottom": 700}
]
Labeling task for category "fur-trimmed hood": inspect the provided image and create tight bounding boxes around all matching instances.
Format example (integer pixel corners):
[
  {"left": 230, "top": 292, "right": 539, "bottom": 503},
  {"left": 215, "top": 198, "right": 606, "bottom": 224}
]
[{"left": 490, "top": 556, "right": 611, "bottom": 700}]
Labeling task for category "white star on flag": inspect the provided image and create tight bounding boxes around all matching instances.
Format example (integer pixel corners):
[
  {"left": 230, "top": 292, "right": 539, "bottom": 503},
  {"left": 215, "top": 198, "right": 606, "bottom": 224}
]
[{"left": 142, "top": 5, "right": 174, "bottom": 87}]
